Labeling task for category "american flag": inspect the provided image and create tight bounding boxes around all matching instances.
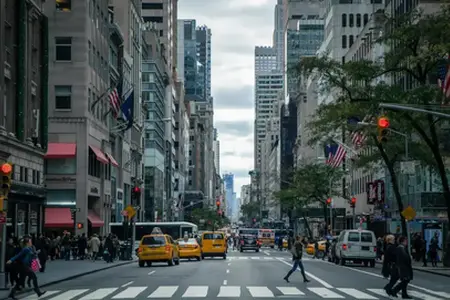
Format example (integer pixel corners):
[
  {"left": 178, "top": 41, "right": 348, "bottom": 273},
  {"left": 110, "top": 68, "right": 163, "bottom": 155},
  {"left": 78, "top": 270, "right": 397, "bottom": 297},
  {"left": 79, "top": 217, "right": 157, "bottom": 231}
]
[
  {"left": 351, "top": 130, "right": 366, "bottom": 148},
  {"left": 325, "top": 144, "right": 347, "bottom": 168},
  {"left": 438, "top": 55, "right": 450, "bottom": 100},
  {"left": 108, "top": 88, "right": 121, "bottom": 118}
]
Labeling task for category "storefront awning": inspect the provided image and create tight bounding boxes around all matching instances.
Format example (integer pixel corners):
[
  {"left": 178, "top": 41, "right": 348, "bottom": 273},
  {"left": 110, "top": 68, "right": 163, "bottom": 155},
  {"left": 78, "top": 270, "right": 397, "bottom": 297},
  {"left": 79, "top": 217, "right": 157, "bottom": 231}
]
[
  {"left": 89, "top": 146, "right": 109, "bottom": 164},
  {"left": 44, "top": 208, "right": 73, "bottom": 228},
  {"left": 105, "top": 153, "right": 119, "bottom": 167},
  {"left": 88, "top": 210, "right": 104, "bottom": 228},
  {"left": 45, "top": 143, "right": 76, "bottom": 159}
]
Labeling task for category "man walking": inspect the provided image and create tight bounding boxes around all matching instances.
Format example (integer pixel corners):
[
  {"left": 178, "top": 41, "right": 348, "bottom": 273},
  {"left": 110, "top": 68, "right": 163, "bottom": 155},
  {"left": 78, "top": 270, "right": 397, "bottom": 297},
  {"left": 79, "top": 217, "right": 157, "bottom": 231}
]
[{"left": 283, "top": 236, "right": 310, "bottom": 283}]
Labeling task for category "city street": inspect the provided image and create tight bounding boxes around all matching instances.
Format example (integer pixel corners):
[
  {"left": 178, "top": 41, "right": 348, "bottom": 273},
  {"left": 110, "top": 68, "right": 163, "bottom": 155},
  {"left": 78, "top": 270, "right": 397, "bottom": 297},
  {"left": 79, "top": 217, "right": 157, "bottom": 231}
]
[{"left": 16, "top": 248, "right": 450, "bottom": 299}]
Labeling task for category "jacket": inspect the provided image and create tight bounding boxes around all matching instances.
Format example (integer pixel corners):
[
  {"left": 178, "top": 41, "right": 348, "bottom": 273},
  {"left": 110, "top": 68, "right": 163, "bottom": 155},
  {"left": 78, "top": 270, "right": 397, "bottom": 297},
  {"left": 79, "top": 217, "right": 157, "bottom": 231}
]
[
  {"left": 395, "top": 244, "right": 413, "bottom": 281},
  {"left": 292, "top": 241, "right": 303, "bottom": 260},
  {"left": 10, "top": 246, "right": 36, "bottom": 267},
  {"left": 382, "top": 243, "right": 397, "bottom": 278}
]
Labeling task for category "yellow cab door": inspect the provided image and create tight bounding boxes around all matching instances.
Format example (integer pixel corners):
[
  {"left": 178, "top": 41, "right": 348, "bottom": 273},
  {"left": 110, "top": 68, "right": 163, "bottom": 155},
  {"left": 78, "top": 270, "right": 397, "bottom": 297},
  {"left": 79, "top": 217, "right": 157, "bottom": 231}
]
[
  {"left": 201, "top": 232, "right": 226, "bottom": 254},
  {"left": 139, "top": 235, "right": 170, "bottom": 259}
]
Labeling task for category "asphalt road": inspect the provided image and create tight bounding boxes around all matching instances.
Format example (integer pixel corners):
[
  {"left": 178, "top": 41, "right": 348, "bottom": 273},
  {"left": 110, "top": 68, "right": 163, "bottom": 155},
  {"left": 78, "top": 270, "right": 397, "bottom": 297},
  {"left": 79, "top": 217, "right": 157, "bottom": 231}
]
[{"left": 17, "top": 247, "right": 450, "bottom": 299}]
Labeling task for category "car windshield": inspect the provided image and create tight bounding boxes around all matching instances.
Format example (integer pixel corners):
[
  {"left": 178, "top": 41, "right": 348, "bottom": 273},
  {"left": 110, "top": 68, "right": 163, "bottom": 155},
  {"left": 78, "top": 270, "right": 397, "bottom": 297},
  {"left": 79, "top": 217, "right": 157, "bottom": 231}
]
[
  {"left": 178, "top": 238, "right": 197, "bottom": 245},
  {"left": 203, "top": 233, "right": 224, "bottom": 239}
]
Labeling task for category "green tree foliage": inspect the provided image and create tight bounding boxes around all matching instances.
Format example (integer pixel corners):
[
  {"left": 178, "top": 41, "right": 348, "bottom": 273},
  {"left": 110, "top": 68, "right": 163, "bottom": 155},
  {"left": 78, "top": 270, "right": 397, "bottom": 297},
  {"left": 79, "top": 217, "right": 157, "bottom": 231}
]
[
  {"left": 274, "top": 162, "right": 345, "bottom": 237},
  {"left": 292, "top": 6, "right": 450, "bottom": 240},
  {"left": 189, "top": 208, "right": 229, "bottom": 230},
  {"left": 240, "top": 201, "right": 260, "bottom": 220}
]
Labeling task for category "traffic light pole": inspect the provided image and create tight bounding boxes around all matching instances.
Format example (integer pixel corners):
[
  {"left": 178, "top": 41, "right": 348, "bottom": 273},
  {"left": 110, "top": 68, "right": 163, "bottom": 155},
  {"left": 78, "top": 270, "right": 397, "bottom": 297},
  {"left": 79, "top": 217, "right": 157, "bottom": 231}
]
[{"left": 0, "top": 223, "right": 7, "bottom": 290}]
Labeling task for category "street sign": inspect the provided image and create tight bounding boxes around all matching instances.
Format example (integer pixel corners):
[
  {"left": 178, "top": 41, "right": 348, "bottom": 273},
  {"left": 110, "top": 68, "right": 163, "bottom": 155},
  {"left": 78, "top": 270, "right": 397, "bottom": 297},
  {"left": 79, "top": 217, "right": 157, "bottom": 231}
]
[
  {"left": 125, "top": 205, "right": 136, "bottom": 219},
  {"left": 401, "top": 205, "right": 416, "bottom": 221},
  {"left": 121, "top": 210, "right": 128, "bottom": 217}
]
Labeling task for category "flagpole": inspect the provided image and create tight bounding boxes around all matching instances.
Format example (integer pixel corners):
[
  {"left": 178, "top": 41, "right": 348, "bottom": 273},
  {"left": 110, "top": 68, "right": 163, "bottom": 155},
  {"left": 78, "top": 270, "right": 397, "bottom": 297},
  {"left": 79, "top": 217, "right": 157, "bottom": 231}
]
[
  {"left": 90, "top": 87, "right": 112, "bottom": 112},
  {"left": 330, "top": 138, "right": 358, "bottom": 156}
]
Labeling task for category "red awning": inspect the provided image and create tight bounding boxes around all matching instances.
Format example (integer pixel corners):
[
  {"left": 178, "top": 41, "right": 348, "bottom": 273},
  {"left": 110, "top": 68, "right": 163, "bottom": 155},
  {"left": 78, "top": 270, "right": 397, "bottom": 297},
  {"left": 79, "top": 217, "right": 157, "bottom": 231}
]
[
  {"left": 88, "top": 210, "right": 104, "bottom": 228},
  {"left": 89, "top": 146, "right": 109, "bottom": 164},
  {"left": 105, "top": 153, "right": 119, "bottom": 167},
  {"left": 45, "top": 143, "right": 76, "bottom": 159},
  {"left": 44, "top": 208, "right": 73, "bottom": 228}
]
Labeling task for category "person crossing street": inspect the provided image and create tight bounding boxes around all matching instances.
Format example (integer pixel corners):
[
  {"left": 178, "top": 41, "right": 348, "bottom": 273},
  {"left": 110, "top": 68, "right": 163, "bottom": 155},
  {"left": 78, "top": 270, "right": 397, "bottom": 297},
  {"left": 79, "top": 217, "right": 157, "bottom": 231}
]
[{"left": 283, "top": 235, "right": 310, "bottom": 283}]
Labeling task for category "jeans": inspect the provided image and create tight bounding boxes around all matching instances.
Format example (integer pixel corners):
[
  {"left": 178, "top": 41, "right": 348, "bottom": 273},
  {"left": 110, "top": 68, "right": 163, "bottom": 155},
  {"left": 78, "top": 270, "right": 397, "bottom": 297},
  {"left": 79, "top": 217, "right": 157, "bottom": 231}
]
[{"left": 284, "top": 259, "right": 307, "bottom": 281}]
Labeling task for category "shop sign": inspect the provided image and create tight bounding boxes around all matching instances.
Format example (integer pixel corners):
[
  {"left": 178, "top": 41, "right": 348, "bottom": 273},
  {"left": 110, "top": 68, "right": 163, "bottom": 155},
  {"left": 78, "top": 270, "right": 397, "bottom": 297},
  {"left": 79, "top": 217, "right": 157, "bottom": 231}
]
[{"left": 89, "top": 186, "right": 99, "bottom": 195}]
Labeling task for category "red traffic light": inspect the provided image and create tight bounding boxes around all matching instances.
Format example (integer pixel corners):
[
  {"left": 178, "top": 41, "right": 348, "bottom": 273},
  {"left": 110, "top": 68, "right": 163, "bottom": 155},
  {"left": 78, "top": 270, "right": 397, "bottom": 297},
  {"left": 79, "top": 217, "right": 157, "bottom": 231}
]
[
  {"left": 0, "top": 163, "right": 12, "bottom": 174},
  {"left": 377, "top": 117, "right": 390, "bottom": 128},
  {"left": 326, "top": 198, "right": 331, "bottom": 205},
  {"left": 351, "top": 197, "right": 356, "bottom": 204},
  {"left": 133, "top": 186, "right": 141, "bottom": 193},
  {"left": 77, "top": 223, "right": 83, "bottom": 229},
  {"left": 216, "top": 200, "right": 220, "bottom": 206}
]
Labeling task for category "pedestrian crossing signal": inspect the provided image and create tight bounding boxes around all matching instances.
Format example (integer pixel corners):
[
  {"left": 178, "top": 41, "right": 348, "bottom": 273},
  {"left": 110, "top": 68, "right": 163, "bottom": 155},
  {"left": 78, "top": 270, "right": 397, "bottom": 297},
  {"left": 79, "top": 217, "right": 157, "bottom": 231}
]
[
  {"left": 0, "top": 163, "right": 12, "bottom": 196},
  {"left": 77, "top": 223, "right": 83, "bottom": 229}
]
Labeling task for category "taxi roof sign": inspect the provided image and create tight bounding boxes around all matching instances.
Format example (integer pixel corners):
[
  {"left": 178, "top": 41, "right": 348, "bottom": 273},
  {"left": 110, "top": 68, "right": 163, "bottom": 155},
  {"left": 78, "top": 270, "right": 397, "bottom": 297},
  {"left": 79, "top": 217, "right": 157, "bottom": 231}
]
[{"left": 151, "top": 227, "right": 163, "bottom": 234}]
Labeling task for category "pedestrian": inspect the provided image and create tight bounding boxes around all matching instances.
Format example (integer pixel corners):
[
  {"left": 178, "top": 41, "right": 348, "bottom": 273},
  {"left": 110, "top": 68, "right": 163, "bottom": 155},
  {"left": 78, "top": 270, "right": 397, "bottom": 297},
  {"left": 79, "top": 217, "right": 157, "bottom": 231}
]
[
  {"left": 382, "top": 235, "right": 398, "bottom": 297},
  {"left": 283, "top": 236, "right": 310, "bottom": 283},
  {"left": 7, "top": 237, "right": 46, "bottom": 300},
  {"left": 391, "top": 236, "right": 413, "bottom": 299}
]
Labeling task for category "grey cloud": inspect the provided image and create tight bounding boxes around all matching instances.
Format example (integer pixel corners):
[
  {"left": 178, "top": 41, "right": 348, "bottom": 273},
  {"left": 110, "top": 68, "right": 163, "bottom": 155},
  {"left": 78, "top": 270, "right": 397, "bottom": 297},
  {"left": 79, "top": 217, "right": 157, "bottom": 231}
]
[
  {"left": 222, "top": 151, "right": 253, "bottom": 158},
  {"left": 214, "top": 85, "right": 253, "bottom": 109},
  {"left": 215, "top": 120, "right": 252, "bottom": 137},
  {"left": 222, "top": 169, "right": 252, "bottom": 181}
]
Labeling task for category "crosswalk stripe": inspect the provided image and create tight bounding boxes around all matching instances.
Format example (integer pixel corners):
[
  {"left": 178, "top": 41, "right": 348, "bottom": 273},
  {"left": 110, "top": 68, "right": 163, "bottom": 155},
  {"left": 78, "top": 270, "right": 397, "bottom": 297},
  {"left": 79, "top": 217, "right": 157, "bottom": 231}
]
[
  {"left": 308, "top": 288, "right": 345, "bottom": 299},
  {"left": 366, "top": 288, "right": 388, "bottom": 297},
  {"left": 247, "top": 286, "right": 274, "bottom": 297},
  {"left": 251, "top": 257, "right": 260, "bottom": 260},
  {"left": 79, "top": 288, "right": 118, "bottom": 300},
  {"left": 276, "top": 287, "right": 305, "bottom": 296},
  {"left": 182, "top": 286, "right": 208, "bottom": 298},
  {"left": 148, "top": 286, "right": 178, "bottom": 298},
  {"left": 409, "top": 290, "right": 444, "bottom": 300},
  {"left": 218, "top": 286, "right": 241, "bottom": 297},
  {"left": 336, "top": 288, "right": 378, "bottom": 299},
  {"left": 48, "top": 289, "right": 89, "bottom": 300},
  {"left": 112, "top": 287, "right": 147, "bottom": 299},
  {"left": 23, "top": 290, "right": 61, "bottom": 300}
]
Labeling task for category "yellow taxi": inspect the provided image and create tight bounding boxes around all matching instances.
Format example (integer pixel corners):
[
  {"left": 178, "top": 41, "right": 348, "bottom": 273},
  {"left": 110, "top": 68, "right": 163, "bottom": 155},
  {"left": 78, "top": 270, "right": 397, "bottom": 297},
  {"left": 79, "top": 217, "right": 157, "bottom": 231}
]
[
  {"left": 306, "top": 240, "right": 326, "bottom": 257},
  {"left": 137, "top": 228, "right": 180, "bottom": 267},
  {"left": 177, "top": 237, "right": 202, "bottom": 261},
  {"left": 283, "top": 238, "right": 288, "bottom": 249},
  {"left": 200, "top": 231, "right": 227, "bottom": 259}
]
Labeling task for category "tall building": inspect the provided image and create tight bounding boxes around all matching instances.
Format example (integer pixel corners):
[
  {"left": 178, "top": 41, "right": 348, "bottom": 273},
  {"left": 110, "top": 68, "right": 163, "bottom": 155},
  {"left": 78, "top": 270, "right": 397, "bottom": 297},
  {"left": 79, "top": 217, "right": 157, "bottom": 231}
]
[
  {"left": 142, "top": 0, "right": 179, "bottom": 221},
  {"left": 196, "top": 25, "right": 212, "bottom": 102},
  {"left": 253, "top": 47, "right": 283, "bottom": 171},
  {"left": 223, "top": 173, "right": 234, "bottom": 219},
  {"left": 213, "top": 140, "right": 220, "bottom": 176},
  {"left": 273, "top": 0, "right": 284, "bottom": 71},
  {"left": 0, "top": 0, "right": 48, "bottom": 236}
]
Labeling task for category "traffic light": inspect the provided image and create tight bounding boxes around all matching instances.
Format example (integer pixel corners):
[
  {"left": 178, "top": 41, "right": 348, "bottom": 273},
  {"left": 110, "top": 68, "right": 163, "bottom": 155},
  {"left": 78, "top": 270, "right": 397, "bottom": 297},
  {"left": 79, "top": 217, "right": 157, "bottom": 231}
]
[
  {"left": 377, "top": 116, "right": 390, "bottom": 142},
  {"left": 77, "top": 223, "right": 83, "bottom": 229},
  {"left": 0, "top": 163, "right": 12, "bottom": 197},
  {"left": 216, "top": 200, "right": 220, "bottom": 209},
  {"left": 350, "top": 197, "right": 356, "bottom": 208},
  {"left": 326, "top": 198, "right": 332, "bottom": 205},
  {"left": 131, "top": 186, "right": 141, "bottom": 203}
]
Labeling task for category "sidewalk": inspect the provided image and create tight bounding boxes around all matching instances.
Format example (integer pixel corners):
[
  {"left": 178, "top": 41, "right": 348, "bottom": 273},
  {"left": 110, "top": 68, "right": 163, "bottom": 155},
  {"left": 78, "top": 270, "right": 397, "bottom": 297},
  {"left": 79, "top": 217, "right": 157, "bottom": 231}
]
[
  {"left": 376, "top": 259, "right": 450, "bottom": 277},
  {"left": 0, "top": 259, "right": 135, "bottom": 299}
]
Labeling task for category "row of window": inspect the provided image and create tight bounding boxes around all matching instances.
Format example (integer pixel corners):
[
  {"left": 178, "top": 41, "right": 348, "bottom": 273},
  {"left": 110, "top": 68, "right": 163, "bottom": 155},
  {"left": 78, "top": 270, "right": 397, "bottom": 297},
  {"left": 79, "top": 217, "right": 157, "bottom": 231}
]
[
  {"left": 342, "top": 13, "right": 369, "bottom": 28},
  {"left": 341, "top": 35, "right": 356, "bottom": 49}
]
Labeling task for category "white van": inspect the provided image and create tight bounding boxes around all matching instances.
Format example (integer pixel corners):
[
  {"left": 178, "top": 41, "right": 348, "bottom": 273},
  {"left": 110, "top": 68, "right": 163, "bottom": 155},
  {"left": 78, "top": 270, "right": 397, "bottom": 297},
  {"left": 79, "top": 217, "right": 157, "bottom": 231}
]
[{"left": 335, "top": 229, "right": 377, "bottom": 267}]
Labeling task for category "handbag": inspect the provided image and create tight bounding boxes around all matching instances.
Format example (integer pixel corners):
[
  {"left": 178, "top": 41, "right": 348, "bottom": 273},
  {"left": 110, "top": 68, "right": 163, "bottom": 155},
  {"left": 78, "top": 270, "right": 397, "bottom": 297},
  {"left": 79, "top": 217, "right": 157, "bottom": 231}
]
[{"left": 31, "top": 258, "right": 41, "bottom": 272}]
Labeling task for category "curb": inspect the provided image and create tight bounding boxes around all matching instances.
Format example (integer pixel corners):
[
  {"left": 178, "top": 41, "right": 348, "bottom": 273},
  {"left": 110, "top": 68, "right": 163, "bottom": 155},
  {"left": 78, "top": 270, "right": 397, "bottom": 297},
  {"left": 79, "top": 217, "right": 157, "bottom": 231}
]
[
  {"left": 375, "top": 260, "right": 450, "bottom": 278},
  {"left": 0, "top": 260, "right": 135, "bottom": 299}
]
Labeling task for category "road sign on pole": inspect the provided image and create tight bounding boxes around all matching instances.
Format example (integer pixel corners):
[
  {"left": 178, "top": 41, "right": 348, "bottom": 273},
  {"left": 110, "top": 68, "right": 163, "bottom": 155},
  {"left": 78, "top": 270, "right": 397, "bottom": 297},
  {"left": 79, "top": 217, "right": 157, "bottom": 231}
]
[{"left": 125, "top": 205, "right": 136, "bottom": 219}]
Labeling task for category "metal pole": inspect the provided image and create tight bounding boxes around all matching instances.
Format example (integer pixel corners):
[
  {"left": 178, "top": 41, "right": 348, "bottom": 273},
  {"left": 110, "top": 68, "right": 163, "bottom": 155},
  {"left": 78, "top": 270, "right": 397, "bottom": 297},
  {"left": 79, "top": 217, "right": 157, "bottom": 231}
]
[
  {"left": 352, "top": 206, "right": 356, "bottom": 229},
  {"left": 379, "top": 103, "right": 450, "bottom": 119},
  {"left": 0, "top": 223, "right": 7, "bottom": 289},
  {"left": 329, "top": 202, "right": 333, "bottom": 235},
  {"left": 131, "top": 217, "right": 136, "bottom": 260},
  {"left": 406, "top": 220, "right": 411, "bottom": 255}
]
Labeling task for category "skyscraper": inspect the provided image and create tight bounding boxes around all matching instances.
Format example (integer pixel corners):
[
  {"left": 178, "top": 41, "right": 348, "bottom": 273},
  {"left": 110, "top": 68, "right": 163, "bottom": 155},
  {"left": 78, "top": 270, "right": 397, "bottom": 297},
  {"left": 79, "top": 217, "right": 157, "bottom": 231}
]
[
  {"left": 223, "top": 173, "right": 234, "bottom": 218},
  {"left": 196, "top": 25, "right": 212, "bottom": 102}
]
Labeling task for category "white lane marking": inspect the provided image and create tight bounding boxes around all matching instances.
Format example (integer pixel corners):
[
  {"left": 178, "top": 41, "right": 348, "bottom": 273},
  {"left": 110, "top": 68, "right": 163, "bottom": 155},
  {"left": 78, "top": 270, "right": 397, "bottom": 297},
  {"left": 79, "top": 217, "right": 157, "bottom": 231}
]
[
  {"left": 308, "top": 288, "right": 345, "bottom": 298},
  {"left": 264, "top": 257, "right": 273, "bottom": 260},
  {"left": 409, "top": 290, "right": 444, "bottom": 300},
  {"left": 276, "top": 287, "right": 305, "bottom": 296},
  {"left": 121, "top": 281, "right": 134, "bottom": 287},
  {"left": 47, "top": 289, "right": 90, "bottom": 300},
  {"left": 182, "top": 286, "right": 208, "bottom": 298},
  {"left": 112, "top": 287, "right": 147, "bottom": 299},
  {"left": 148, "top": 270, "right": 156, "bottom": 275},
  {"left": 223, "top": 280, "right": 227, "bottom": 285},
  {"left": 79, "top": 288, "right": 118, "bottom": 300},
  {"left": 366, "top": 289, "right": 389, "bottom": 297},
  {"left": 264, "top": 251, "right": 270, "bottom": 256},
  {"left": 247, "top": 286, "right": 274, "bottom": 297},
  {"left": 227, "top": 262, "right": 231, "bottom": 266},
  {"left": 226, "top": 269, "right": 230, "bottom": 273},
  {"left": 251, "top": 257, "right": 260, "bottom": 260},
  {"left": 276, "top": 258, "right": 333, "bottom": 288},
  {"left": 148, "top": 286, "right": 178, "bottom": 298},
  {"left": 23, "top": 290, "right": 60, "bottom": 300},
  {"left": 341, "top": 265, "right": 450, "bottom": 298},
  {"left": 218, "top": 286, "right": 241, "bottom": 297},
  {"left": 336, "top": 288, "right": 378, "bottom": 299}
]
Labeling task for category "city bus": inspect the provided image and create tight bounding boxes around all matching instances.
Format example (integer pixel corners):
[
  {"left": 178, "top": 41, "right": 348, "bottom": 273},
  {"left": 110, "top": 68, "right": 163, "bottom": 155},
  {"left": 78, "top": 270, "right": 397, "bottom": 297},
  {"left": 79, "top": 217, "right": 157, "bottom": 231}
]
[{"left": 110, "top": 221, "right": 199, "bottom": 241}]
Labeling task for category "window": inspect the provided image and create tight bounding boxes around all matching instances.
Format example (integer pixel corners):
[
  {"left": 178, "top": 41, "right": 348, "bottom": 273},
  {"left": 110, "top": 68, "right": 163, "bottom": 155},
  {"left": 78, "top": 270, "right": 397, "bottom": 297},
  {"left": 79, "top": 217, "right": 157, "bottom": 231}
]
[
  {"left": 202, "top": 233, "right": 224, "bottom": 240},
  {"left": 55, "top": 37, "right": 72, "bottom": 61},
  {"left": 55, "top": 85, "right": 72, "bottom": 109},
  {"left": 341, "top": 14, "right": 347, "bottom": 27},
  {"left": 363, "top": 14, "right": 369, "bottom": 26},
  {"left": 141, "top": 236, "right": 166, "bottom": 245},
  {"left": 356, "top": 14, "right": 361, "bottom": 27},
  {"left": 88, "top": 149, "right": 101, "bottom": 178},
  {"left": 349, "top": 14, "right": 354, "bottom": 27},
  {"left": 349, "top": 35, "right": 354, "bottom": 47},
  {"left": 46, "top": 158, "right": 76, "bottom": 174},
  {"left": 348, "top": 232, "right": 360, "bottom": 242},
  {"left": 56, "top": 0, "right": 71, "bottom": 11},
  {"left": 361, "top": 233, "right": 373, "bottom": 243},
  {"left": 342, "top": 35, "right": 347, "bottom": 49}
]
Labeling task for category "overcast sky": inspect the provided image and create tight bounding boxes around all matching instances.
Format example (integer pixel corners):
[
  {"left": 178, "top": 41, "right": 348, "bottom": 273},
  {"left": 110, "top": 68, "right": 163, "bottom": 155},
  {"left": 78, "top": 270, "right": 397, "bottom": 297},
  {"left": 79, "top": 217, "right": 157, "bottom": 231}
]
[{"left": 178, "top": 0, "right": 274, "bottom": 197}]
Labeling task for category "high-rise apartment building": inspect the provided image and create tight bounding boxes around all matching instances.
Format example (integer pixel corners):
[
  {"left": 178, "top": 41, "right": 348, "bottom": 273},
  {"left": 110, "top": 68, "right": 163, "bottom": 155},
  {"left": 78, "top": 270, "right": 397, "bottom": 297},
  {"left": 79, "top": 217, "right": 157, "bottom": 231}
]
[
  {"left": 273, "top": 0, "right": 284, "bottom": 71},
  {"left": 223, "top": 173, "right": 234, "bottom": 219},
  {"left": 196, "top": 25, "right": 212, "bottom": 102},
  {"left": 0, "top": 0, "right": 48, "bottom": 236}
]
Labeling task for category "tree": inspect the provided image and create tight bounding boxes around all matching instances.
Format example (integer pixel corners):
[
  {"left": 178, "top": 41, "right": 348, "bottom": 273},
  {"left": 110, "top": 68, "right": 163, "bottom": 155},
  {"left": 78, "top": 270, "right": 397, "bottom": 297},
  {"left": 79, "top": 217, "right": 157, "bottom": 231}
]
[
  {"left": 274, "top": 162, "right": 345, "bottom": 237},
  {"left": 240, "top": 202, "right": 260, "bottom": 221},
  {"left": 189, "top": 208, "right": 227, "bottom": 230},
  {"left": 293, "top": 7, "right": 450, "bottom": 241}
]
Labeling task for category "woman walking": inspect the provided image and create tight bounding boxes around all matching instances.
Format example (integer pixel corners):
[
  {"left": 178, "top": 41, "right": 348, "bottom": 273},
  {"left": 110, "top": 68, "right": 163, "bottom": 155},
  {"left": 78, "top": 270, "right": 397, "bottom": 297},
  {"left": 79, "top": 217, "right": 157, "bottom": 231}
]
[
  {"left": 283, "top": 236, "right": 310, "bottom": 283},
  {"left": 7, "top": 237, "right": 46, "bottom": 300}
]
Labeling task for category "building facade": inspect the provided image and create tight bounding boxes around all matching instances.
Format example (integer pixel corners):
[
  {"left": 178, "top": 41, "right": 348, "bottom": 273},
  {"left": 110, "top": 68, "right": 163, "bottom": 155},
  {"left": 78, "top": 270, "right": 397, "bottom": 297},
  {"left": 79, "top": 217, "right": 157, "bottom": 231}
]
[
  {"left": 223, "top": 173, "right": 234, "bottom": 219},
  {"left": 0, "top": 0, "right": 48, "bottom": 237}
]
